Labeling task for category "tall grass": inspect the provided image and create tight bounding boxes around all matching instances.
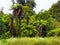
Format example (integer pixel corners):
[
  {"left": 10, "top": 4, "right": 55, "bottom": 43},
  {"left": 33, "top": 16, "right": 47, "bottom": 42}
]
[{"left": 0, "top": 37, "right": 60, "bottom": 45}]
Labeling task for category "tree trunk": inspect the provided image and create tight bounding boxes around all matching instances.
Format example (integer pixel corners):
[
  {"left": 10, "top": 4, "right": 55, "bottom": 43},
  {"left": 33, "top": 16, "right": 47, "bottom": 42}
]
[
  {"left": 17, "top": 8, "right": 23, "bottom": 36},
  {"left": 10, "top": 15, "right": 16, "bottom": 37},
  {"left": 26, "top": 17, "right": 29, "bottom": 25}
]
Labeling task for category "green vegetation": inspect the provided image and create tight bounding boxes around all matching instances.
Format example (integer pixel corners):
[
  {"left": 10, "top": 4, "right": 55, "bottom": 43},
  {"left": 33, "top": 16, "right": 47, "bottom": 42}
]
[
  {"left": 0, "top": 0, "right": 60, "bottom": 45},
  {"left": 0, "top": 37, "right": 60, "bottom": 45},
  {"left": 47, "top": 28, "right": 60, "bottom": 36},
  {"left": 0, "top": 0, "right": 60, "bottom": 38}
]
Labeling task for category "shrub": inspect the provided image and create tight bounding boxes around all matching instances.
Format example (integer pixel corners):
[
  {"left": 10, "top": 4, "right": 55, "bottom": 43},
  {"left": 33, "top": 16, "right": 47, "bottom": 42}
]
[
  {"left": 20, "top": 25, "right": 38, "bottom": 37},
  {"left": 0, "top": 31, "right": 12, "bottom": 39},
  {"left": 47, "top": 28, "right": 60, "bottom": 36}
]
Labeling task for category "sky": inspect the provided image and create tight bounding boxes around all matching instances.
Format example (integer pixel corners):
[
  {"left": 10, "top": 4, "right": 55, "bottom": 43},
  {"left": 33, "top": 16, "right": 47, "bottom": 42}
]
[{"left": 0, "top": 0, "right": 58, "bottom": 14}]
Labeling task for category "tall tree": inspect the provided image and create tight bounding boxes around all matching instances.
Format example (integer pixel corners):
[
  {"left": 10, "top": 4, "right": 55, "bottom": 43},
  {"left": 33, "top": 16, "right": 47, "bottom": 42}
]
[
  {"left": 15, "top": 0, "right": 36, "bottom": 25},
  {"left": 10, "top": 0, "right": 36, "bottom": 36},
  {"left": 10, "top": 0, "right": 16, "bottom": 36}
]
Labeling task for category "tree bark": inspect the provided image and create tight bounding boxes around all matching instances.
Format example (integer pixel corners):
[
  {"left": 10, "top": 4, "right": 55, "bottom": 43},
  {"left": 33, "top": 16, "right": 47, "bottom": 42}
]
[{"left": 10, "top": 15, "right": 16, "bottom": 37}]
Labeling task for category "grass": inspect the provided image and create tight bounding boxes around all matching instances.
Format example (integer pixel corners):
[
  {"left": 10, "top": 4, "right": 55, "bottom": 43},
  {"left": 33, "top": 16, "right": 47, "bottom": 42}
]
[{"left": 0, "top": 37, "right": 60, "bottom": 45}]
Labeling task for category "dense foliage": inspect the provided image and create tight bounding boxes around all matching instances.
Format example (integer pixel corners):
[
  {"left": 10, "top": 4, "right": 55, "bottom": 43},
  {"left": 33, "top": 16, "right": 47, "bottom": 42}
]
[{"left": 0, "top": 0, "right": 60, "bottom": 38}]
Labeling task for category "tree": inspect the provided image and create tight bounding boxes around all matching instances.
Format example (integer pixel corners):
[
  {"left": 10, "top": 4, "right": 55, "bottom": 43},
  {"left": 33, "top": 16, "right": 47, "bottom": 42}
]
[
  {"left": 10, "top": 0, "right": 36, "bottom": 36},
  {"left": 34, "top": 10, "right": 58, "bottom": 37},
  {"left": 16, "top": 0, "right": 36, "bottom": 25},
  {"left": 49, "top": 0, "right": 60, "bottom": 21}
]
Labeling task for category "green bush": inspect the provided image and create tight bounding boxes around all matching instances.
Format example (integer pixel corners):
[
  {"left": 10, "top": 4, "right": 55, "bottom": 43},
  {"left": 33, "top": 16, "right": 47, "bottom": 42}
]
[
  {"left": 47, "top": 28, "right": 60, "bottom": 36},
  {"left": 20, "top": 25, "right": 38, "bottom": 37},
  {"left": 0, "top": 14, "right": 12, "bottom": 38},
  {"left": 0, "top": 18, "right": 7, "bottom": 35},
  {"left": 0, "top": 31, "right": 12, "bottom": 39}
]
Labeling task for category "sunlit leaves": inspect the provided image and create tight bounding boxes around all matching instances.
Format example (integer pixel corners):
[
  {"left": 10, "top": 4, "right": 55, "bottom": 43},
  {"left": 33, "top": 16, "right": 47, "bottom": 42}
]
[{"left": 11, "top": 4, "right": 23, "bottom": 9}]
